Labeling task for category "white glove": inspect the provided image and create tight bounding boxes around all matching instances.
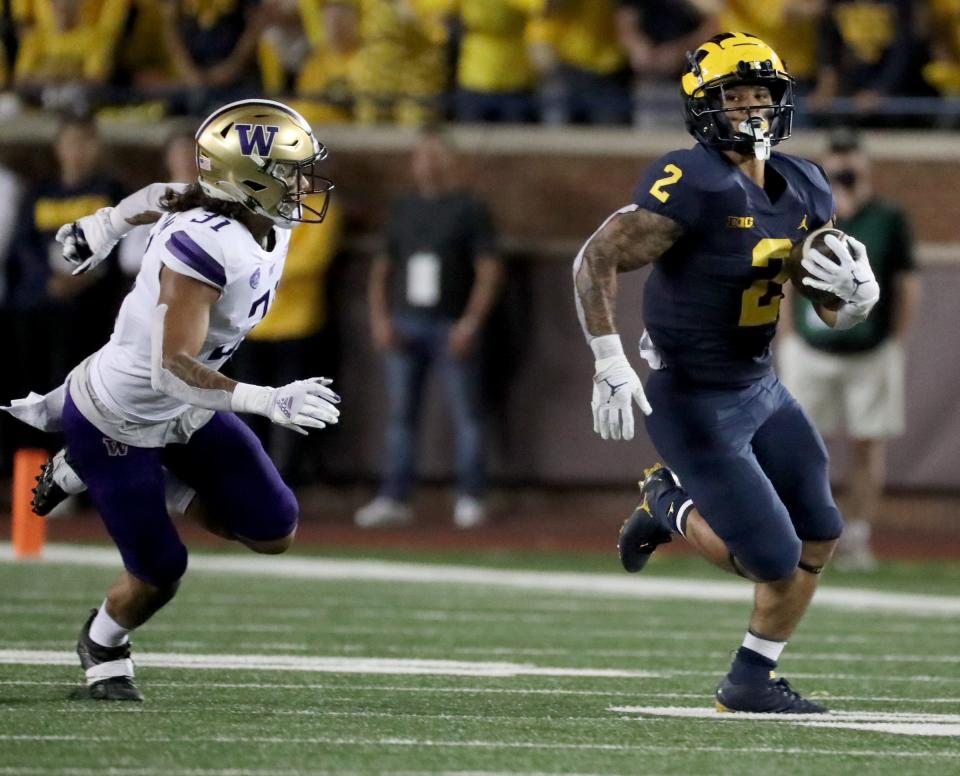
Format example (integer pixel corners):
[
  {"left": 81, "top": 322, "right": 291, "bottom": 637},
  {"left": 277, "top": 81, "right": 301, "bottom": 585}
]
[
  {"left": 231, "top": 378, "right": 341, "bottom": 435},
  {"left": 589, "top": 335, "right": 651, "bottom": 441},
  {"left": 55, "top": 208, "right": 121, "bottom": 275},
  {"left": 801, "top": 233, "right": 879, "bottom": 306}
]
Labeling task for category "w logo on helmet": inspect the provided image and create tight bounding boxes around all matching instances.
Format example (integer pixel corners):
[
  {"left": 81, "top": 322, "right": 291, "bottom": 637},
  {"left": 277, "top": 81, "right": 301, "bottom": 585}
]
[{"left": 235, "top": 124, "right": 279, "bottom": 157}]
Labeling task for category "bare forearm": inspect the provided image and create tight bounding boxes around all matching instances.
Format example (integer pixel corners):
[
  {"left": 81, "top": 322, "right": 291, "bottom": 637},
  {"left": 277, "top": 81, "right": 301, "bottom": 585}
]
[{"left": 461, "top": 256, "right": 502, "bottom": 326}]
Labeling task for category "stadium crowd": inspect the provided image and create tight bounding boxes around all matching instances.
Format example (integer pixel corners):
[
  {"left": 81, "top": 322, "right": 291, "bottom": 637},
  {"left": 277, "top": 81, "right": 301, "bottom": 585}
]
[{"left": 0, "top": 0, "right": 957, "bottom": 127}]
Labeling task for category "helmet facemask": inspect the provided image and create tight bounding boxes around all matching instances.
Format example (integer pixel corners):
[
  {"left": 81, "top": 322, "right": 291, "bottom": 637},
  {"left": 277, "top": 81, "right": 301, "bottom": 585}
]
[{"left": 266, "top": 151, "right": 334, "bottom": 226}]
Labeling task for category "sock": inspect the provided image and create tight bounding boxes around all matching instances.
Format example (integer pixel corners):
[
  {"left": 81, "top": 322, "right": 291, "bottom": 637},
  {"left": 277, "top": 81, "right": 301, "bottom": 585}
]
[
  {"left": 88, "top": 601, "right": 130, "bottom": 648},
  {"left": 728, "top": 630, "right": 786, "bottom": 683},
  {"left": 652, "top": 486, "right": 692, "bottom": 535},
  {"left": 52, "top": 449, "right": 86, "bottom": 495}
]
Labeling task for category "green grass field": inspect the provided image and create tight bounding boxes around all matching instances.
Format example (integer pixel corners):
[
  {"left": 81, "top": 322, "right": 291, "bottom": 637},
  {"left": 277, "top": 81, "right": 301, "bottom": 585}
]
[{"left": 0, "top": 543, "right": 958, "bottom": 775}]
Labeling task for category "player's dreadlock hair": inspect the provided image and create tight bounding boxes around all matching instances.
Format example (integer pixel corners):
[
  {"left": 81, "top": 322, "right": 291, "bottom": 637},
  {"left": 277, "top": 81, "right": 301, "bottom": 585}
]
[{"left": 160, "top": 182, "right": 252, "bottom": 222}]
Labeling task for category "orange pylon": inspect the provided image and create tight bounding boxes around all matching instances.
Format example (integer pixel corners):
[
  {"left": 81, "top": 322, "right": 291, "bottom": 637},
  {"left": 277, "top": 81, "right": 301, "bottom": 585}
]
[{"left": 12, "top": 449, "right": 47, "bottom": 558}]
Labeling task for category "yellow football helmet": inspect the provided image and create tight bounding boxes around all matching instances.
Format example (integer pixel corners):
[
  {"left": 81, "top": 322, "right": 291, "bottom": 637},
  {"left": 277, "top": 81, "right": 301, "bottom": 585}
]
[
  {"left": 195, "top": 98, "right": 334, "bottom": 228},
  {"left": 681, "top": 32, "right": 794, "bottom": 160}
]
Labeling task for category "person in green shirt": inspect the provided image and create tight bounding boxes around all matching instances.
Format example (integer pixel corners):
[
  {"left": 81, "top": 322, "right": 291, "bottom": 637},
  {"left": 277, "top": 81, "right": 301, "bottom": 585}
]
[{"left": 779, "top": 127, "right": 921, "bottom": 570}]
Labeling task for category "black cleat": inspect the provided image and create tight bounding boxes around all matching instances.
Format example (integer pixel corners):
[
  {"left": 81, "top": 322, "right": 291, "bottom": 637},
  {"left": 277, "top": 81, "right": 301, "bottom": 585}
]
[
  {"left": 617, "top": 464, "right": 678, "bottom": 573},
  {"left": 31, "top": 449, "right": 75, "bottom": 516},
  {"left": 715, "top": 673, "right": 828, "bottom": 714},
  {"left": 76, "top": 609, "right": 144, "bottom": 702}
]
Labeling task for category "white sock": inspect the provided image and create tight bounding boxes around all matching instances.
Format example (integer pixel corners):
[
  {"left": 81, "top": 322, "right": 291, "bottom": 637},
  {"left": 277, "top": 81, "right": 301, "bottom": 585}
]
[
  {"left": 52, "top": 449, "right": 86, "bottom": 495},
  {"left": 743, "top": 630, "right": 786, "bottom": 663},
  {"left": 88, "top": 601, "right": 130, "bottom": 647},
  {"left": 675, "top": 499, "right": 694, "bottom": 537}
]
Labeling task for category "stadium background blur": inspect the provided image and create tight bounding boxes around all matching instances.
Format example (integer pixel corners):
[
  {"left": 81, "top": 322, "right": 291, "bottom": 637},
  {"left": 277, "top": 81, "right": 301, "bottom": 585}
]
[{"left": 0, "top": 0, "right": 958, "bottom": 558}]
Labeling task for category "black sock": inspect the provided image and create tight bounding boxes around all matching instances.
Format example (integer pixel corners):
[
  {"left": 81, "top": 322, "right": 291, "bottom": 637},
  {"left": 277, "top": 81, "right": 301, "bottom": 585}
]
[{"left": 728, "top": 646, "right": 776, "bottom": 684}]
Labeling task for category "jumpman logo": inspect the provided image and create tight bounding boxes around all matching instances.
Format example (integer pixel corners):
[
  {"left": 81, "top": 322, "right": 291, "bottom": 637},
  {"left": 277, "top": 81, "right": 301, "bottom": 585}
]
[
  {"left": 850, "top": 271, "right": 869, "bottom": 296},
  {"left": 797, "top": 214, "right": 809, "bottom": 231},
  {"left": 604, "top": 378, "right": 629, "bottom": 397}
]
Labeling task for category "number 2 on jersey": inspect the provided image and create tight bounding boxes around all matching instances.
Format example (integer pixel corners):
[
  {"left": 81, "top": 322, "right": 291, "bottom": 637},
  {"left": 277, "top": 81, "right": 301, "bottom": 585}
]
[
  {"left": 649, "top": 164, "right": 683, "bottom": 203},
  {"left": 739, "top": 238, "right": 792, "bottom": 327}
]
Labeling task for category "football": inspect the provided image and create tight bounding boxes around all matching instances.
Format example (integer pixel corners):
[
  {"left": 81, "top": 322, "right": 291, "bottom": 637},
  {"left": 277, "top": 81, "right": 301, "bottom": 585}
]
[{"left": 788, "top": 226, "right": 847, "bottom": 310}]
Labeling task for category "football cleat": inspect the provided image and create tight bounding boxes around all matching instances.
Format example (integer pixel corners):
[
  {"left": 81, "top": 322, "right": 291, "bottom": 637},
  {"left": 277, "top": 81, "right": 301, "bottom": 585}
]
[
  {"left": 617, "top": 464, "right": 679, "bottom": 573},
  {"left": 31, "top": 448, "right": 77, "bottom": 516},
  {"left": 715, "top": 673, "right": 828, "bottom": 714},
  {"left": 76, "top": 609, "right": 144, "bottom": 702}
]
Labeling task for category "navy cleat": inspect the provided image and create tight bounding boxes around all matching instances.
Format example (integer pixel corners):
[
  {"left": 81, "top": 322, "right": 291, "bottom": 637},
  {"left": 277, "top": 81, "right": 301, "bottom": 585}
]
[
  {"left": 31, "top": 448, "right": 77, "bottom": 516},
  {"left": 617, "top": 463, "right": 681, "bottom": 573},
  {"left": 76, "top": 609, "right": 144, "bottom": 702},
  {"left": 715, "top": 673, "right": 828, "bottom": 714}
]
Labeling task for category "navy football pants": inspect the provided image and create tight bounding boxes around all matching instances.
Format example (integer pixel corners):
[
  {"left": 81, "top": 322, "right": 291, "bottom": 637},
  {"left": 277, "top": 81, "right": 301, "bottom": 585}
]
[
  {"left": 62, "top": 394, "right": 298, "bottom": 587},
  {"left": 644, "top": 371, "right": 843, "bottom": 581}
]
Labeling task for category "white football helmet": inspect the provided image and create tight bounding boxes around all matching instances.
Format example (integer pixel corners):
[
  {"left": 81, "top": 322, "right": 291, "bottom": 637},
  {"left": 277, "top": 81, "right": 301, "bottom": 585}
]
[{"left": 195, "top": 98, "right": 334, "bottom": 228}]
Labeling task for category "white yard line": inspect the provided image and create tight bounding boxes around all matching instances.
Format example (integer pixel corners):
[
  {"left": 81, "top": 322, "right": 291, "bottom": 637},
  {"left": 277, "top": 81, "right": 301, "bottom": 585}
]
[
  {"left": 0, "top": 649, "right": 666, "bottom": 679},
  {"left": 611, "top": 705, "right": 960, "bottom": 738},
  {"left": 2, "top": 543, "right": 958, "bottom": 616}
]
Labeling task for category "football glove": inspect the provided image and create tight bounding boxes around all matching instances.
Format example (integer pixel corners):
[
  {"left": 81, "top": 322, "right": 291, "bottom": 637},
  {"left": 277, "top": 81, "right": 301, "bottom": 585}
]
[
  {"left": 591, "top": 354, "right": 651, "bottom": 441},
  {"left": 55, "top": 208, "right": 121, "bottom": 275},
  {"left": 231, "top": 378, "right": 341, "bottom": 435},
  {"left": 801, "top": 233, "right": 879, "bottom": 306}
]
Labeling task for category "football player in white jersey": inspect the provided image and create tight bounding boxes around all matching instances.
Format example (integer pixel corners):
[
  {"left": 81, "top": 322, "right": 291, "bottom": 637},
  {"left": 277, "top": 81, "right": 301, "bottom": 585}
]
[{"left": 3, "top": 99, "right": 339, "bottom": 701}]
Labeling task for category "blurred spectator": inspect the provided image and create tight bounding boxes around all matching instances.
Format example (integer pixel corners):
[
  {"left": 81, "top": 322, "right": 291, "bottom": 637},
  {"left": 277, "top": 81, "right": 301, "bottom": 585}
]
[
  {"left": 112, "top": 0, "right": 176, "bottom": 92},
  {"left": 347, "top": 0, "right": 449, "bottom": 125},
  {"left": 779, "top": 128, "right": 921, "bottom": 570},
  {"left": 356, "top": 128, "right": 502, "bottom": 529},
  {"left": 615, "top": 0, "right": 717, "bottom": 126},
  {"left": 231, "top": 194, "right": 343, "bottom": 484},
  {"left": 453, "top": 0, "right": 540, "bottom": 123},
  {"left": 260, "top": 0, "right": 357, "bottom": 124},
  {"left": 532, "top": 0, "right": 631, "bottom": 125},
  {"left": 117, "top": 129, "right": 196, "bottom": 279},
  {"left": 923, "top": 0, "right": 960, "bottom": 97},
  {"left": 12, "top": 0, "right": 131, "bottom": 113},
  {"left": 810, "top": 0, "right": 917, "bottom": 117},
  {"left": 160, "top": 0, "right": 267, "bottom": 114},
  {"left": 4, "top": 114, "right": 124, "bottom": 446},
  {"left": 718, "top": 0, "right": 823, "bottom": 90}
]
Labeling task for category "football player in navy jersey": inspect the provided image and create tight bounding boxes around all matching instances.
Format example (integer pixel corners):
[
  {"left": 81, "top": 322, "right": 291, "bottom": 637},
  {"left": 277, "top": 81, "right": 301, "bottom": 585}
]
[{"left": 573, "top": 33, "right": 880, "bottom": 713}]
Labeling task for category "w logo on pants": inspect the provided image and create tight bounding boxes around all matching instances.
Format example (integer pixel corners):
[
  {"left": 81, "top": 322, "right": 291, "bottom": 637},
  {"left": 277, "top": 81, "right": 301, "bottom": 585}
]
[
  {"left": 235, "top": 124, "right": 279, "bottom": 156},
  {"left": 102, "top": 438, "right": 129, "bottom": 457}
]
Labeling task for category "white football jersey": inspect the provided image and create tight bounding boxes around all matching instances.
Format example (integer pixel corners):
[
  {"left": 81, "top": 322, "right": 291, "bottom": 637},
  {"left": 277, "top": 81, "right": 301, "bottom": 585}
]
[{"left": 90, "top": 207, "right": 290, "bottom": 422}]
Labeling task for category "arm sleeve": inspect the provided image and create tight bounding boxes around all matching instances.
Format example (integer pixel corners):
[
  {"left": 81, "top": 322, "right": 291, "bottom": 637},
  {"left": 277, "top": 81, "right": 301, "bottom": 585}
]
[
  {"left": 160, "top": 224, "right": 227, "bottom": 292},
  {"left": 470, "top": 199, "right": 498, "bottom": 256},
  {"left": 107, "top": 182, "right": 189, "bottom": 237},
  {"left": 631, "top": 152, "right": 701, "bottom": 231}
]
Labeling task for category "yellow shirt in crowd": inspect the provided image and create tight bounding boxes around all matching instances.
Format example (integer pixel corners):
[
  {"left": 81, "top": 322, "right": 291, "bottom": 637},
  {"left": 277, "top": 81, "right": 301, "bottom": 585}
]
[{"left": 248, "top": 196, "right": 343, "bottom": 341}]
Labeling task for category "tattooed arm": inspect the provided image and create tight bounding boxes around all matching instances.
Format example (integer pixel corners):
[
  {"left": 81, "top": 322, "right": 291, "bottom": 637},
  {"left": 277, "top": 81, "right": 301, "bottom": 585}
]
[
  {"left": 573, "top": 205, "right": 683, "bottom": 339},
  {"left": 156, "top": 267, "right": 236, "bottom": 393},
  {"left": 573, "top": 206, "right": 682, "bottom": 438},
  {"left": 151, "top": 267, "right": 340, "bottom": 432}
]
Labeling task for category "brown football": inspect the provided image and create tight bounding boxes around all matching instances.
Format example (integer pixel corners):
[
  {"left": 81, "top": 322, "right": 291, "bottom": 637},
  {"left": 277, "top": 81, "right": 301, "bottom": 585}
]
[{"left": 788, "top": 227, "right": 847, "bottom": 310}]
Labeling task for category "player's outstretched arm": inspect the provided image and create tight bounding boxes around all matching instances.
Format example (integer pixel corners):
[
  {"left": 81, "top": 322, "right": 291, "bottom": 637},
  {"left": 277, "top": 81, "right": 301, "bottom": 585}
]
[
  {"left": 573, "top": 206, "right": 682, "bottom": 439},
  {"left": 151, "top": 268, "right": 340, "bottom": 435},
  {"left": 56, "top": 182, "right": 189, "bottom": 275}
]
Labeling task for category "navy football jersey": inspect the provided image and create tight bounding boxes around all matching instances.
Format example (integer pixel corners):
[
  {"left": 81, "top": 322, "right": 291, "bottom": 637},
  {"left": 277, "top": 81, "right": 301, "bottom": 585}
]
[{"left": 634, "top": 143, "right": 834, "bottom": 386}]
